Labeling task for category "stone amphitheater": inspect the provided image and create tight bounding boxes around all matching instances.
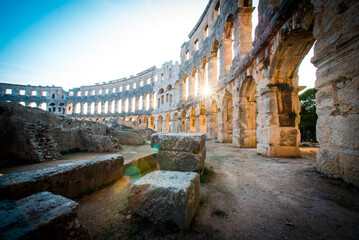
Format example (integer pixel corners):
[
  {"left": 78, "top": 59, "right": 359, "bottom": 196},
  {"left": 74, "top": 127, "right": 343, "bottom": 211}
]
[{"left": 1, "top": 0, "right": 358, "bottom": 186}]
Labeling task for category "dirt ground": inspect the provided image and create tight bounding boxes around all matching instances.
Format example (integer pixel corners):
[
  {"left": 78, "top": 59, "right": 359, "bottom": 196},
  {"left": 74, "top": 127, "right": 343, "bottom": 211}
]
[{"left": 76, "top": 141, "right": 359, "bottom": 240}]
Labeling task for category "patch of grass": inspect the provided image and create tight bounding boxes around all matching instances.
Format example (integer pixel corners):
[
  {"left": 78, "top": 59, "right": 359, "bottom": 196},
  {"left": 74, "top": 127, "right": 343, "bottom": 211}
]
[
  {"left": 200, "top": 175, "right": 206, "bottom": 183},
  {"left": 211, "top": 208, "right": 228, "bottom": 218}
]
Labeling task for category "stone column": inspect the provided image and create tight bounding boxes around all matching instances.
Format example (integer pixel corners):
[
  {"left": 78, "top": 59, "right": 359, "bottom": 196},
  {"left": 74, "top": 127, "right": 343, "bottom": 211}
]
[
  {"left": 237, "top": 7, "right": 254, "bottom": 59},
  {"left": 311, "top": 0, "right": 359, "bottom": 185},
  {"left": 195, "top": 116, "right": 200, "bottom": 133},
  {"left": 209, "top": 56, "right": 218, "bottom": 87}
]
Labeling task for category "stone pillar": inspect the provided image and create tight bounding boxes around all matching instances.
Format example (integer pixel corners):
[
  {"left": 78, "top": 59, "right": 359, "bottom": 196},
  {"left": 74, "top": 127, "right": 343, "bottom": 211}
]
[
  {"left": 87, "top": 103, "right": 91, "bottom": 115},
  {"left": 312, "top": 0, "right": 359, "bottom": 185},
  {"left": 237, "top": 7, "right": 254, "bottom": 59},
  {"left": 256, "top": 87, "right": 300, "bottom": 157},
  {"left": 186, "top": 117, "right": 191, "bottom": 133},
  {"left": 238, "top": 99, "right": 257, "bottom": 148},
  {"left": 195, "top": 116, "right": 200, "bottom": 133}
]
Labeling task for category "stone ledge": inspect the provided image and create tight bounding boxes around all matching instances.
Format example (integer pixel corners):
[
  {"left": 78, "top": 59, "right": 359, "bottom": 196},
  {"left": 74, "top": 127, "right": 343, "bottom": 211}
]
[
  {"left": 0, "top": 191, "right": 89, "bottom": 240},
  {"left": 0, "top": 154, "right": 124, "bottom": 200}
]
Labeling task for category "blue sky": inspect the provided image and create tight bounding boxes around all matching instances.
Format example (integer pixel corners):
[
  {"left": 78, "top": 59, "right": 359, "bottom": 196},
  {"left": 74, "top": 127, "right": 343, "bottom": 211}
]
[{"left": 0, "top": 0, "right": 315, "bottom": 90}]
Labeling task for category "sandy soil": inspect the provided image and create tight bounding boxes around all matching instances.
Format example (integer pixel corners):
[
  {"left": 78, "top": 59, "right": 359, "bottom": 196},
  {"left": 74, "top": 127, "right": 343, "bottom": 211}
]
[
  {"left": 0, "top": 144, "right": 155, "bottom": 174},
  {"left": 76, "top": 141, "right": 359, "bottom": 239}
]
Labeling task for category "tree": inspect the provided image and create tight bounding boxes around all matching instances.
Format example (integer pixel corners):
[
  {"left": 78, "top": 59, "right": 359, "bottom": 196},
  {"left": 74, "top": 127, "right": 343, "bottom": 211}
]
[{"left": 299, "top": 88, "right": 318, "bottom": 142}]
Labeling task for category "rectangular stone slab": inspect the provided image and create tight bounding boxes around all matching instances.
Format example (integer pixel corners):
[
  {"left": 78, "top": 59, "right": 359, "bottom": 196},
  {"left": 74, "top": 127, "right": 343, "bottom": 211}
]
[
  {"left": 128, "top": 170, "right": 201, "bottom": 230},
  {"left": 151, "top": 133, "right": 205, "bottom": 153},
  {"left": 0, "top": 154, "right": 124, "bottom": 200},
  {"left": 156, "top": 148, "right": 206, "bottom": 172},
  {"left": 0, "top": 191, "right": 89, "bottom": 240}
]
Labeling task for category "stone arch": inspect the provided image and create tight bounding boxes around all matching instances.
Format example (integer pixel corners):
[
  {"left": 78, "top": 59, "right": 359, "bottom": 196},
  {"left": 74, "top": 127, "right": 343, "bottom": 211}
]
[
  {"left": 209, "top": 100, "right": 218, "bottom": 139},
  {"left": 190, "top": 108, "right": 196, "bottom": 133},
  {"left": 151, "top": 92, "right": 156, "bottom": 109},
  {"left": 165, "top": 114, "right": 170, "bottom": 132},
  {"left": 200, "top": 57, "right": 208, "bottom": 91},
  {"left": 103, "top": 101, "right": 109, "bottom": 114},
  {"left": 117, "top": 99, "right": 122, "bottom": 113},
  {"left": 222, "top": 91, "right": 233, "bottom": 142},
  {"left": 166, "top": 84, "right": 172, "bottom": 91},
  {"left": 124, "top": 98, "right": 129, "bottom": 113},
  {"left": 130, "top": 96, "right": 136, "bottom": 112},
  {"left": 143, "top": 116, "right": 149, "bottom": 128},
  {"left": 110, "top": 100, "right": 115, "bottom": 113},
  {"left": 157, "top": 115, "right": 163, "bottom": 132},
  {"left": 258, "top": 24, "right": 315, "bottom": 157},
  {"left": 66, "top": 103, "right": 72, "bottom": 114},
  {"left": 149, "top": 116, "right": 155, "bottom": 130},
  {"left": 238, "top": 76, "right": 257, "bottom": 147},
  {"left": 28, "top": 102, "right": 37, "bottom": 108}
]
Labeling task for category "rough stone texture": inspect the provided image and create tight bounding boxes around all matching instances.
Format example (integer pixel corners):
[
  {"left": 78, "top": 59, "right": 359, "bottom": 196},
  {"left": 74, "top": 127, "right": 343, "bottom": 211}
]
[
  {"left": 151, "top": 133, "right": 206, "bottom": 171},
  {"left": 0, "top": 191, "right": 89, "bottom": 240},
  {"left": 123, "top": 153, "right": 158, "bottom": 177},
  {"left": 110, "top": 130, "right": 146, "bottom": 145},
  {"left": 0, "top": 154, "right": 124, "bottom": 200},
  {"left": 128, "top": 170, "right": 201, "bottom": 229},
  {"left": 0, "top": 102, "right": 121, "bottom": 167},
  {"left": 136, "top": 128, "right": 157, "bottom": 140},
  {"left": 151, "top": 133, "right": 205, "bottom": 153}
]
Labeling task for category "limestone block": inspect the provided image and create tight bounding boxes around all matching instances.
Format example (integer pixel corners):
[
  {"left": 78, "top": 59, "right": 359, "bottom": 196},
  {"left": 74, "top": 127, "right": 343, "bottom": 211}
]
[
  {"left": 128, "top": 171, "right": 201, "bottom": 229},
  {"left": 0, "top": 191, "right": 89, "bottom": 240},
  {"left": 156, "top": 148, "right": 206, "bottom": 172},
  {"left": 151, "top": 133, "right": 205, "bottom": 154},
  {"left": 0, "top": 154, "right": 124, "bottom": 200}
]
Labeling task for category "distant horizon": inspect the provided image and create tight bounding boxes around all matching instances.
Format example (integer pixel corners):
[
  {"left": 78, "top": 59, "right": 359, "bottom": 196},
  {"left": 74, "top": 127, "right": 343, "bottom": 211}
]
[{"left": 0, "top": 0, "right": 316, "bottom": 91}]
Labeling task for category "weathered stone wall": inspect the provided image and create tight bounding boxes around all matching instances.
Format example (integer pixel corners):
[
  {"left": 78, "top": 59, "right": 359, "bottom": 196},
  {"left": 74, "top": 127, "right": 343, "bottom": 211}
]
[
  {"left": 0, "top": 0, "right": 358, "bottom": 185},
  {"left": 0, "top": 102, "right": 120, "bottom": 167},
  {"left": 0, "top": 154, "right": 124, "bottom": 200}
]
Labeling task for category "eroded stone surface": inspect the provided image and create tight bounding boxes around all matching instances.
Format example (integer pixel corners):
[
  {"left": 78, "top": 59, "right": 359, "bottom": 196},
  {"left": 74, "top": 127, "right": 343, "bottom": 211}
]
[
  {"left": 0, "top": 154, "right": 124, "bottom": 200},
  {"left": 128, "top": 170, "right": 201, "bottom": 229},
  {"left": 0, "top": 191, "right": 89, "bottom": 240},
  {"left": 151, "top": 133, "right": 205, "bottom": 153}
]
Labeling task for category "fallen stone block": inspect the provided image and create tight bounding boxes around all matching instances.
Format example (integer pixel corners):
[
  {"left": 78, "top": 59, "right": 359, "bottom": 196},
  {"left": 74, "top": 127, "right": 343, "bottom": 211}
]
[
  {"left": 123, "top": 153, "right": 159, "bottom": 182},
  {"left": 151, "top": 133, "right": 206, "bottom": 172},
  {"left": 128, "top": 170, "right": 201, "bottom": 229},
  {"left": 156, "top": 148, "right": 206, "bottom": 172},
  {"left": 0, "top": 191, "right": 89, "bottom": 240},
  {"left": 151, "top": 133, "right": 205, "bottom": 153},
  {"left": 0, "top": 154, "right": 124, "bottom": 200}
]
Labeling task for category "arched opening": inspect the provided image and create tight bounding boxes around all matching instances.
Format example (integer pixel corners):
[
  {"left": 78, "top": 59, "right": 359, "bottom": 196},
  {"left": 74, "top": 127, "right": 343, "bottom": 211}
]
[
  {"left": 200, "top": 57, "right": 208, "bottom": 91},
  {"left": 174, "top": 80, "right": 180, "bottom": 103},
  {"left": 117, "top": 99, "right": 122, "bottom": 113},
  {"left": 83, "top": 102, "right": 88, "bottom": 115},
  {"left": 165, "top": 114, "right": 171, "bottom": 132},
  {"left": 199, "top": 104, "right": 206, "bottom": 133},
  {"left": 182, "top": 75, "right": 188, "bottom": 101},
  {"left": 258, "top": 26, "right": 315, "bottom": 157},
  {"left": 138, "top": 95, "right": 143, "bottom": 110},
  {"left": 110, "top": 100, "right": 115, "bottom": 113},
  {"left": 130, "top": 97, "right": 136, "bottom": 112},
  {"left": 223, "top": 14, "right": 234, "bottom": 74},
  {"left": 157, "top": 115, "right": 163, "bottom": 132},
  {"left": 40, "top": 102, "right": 47, "bottom": 111},
  {"left": 29, "top": 102, "right": 37, "bottom": 108},
  {"left": 222, "top": 91, "right": 233, "bottom": 142},
  {"left": 149, "top": 116, "right": 155, "bottom": 130},
  {"left": 90, "top": 102, "right": 95, "bottom": 114},
  {"left": 124, "top": 98, "right": 129, "bottom": 113},
  {"left": 145, "top": 94, "right": 150, "bottom": 110},
  {"left": 190, "top": 108, "right": 196, "bottom": 133},
  {"left": 144, "top": 116, "right": 149, "bottom": 128},
  {"left": 96, "top": 101, "right": 102, "bottom": 114},
  {"left": 151, "top": 92, "right": 156, "bottom": 109},
  {"left": 209, "top": 100, "right": 219, "bottom": 139},
  {"left": 191, "top": 67, "right": 198, "bottom": 97},
  {"left": 238, "top": 76, "right": 257, "bottom": 147},
  {"left": 210, "top": 40, "right": 220, "bottom": 85},
  {"left": 19, "top": 102, "right": 25, "bottom": 106},
  {"left": 75, "top": 103, "right": 81, "bottom": 114},
  {"left": 166, "top": 84, "right": 172, "bottom": 91},
  {"left": 103, "top": 101, "right": 109, "bottom": 114}
]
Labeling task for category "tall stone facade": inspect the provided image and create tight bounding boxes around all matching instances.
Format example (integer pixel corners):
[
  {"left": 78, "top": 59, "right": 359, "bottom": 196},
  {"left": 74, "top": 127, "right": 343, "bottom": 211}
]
[{"left": 0, "top": 0, "right": 358, "bottom": 185}]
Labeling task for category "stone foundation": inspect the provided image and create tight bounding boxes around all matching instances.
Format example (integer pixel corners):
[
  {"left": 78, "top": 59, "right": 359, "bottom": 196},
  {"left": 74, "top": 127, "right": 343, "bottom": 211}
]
[{"left": 0, "top": 154, "right": 124, "bottom": 200}]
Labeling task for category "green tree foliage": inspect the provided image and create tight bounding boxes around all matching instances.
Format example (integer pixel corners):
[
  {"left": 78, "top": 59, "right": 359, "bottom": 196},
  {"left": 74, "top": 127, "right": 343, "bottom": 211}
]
[{"left": 299, "top": 88, "right": 318, "bottom": 121}]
